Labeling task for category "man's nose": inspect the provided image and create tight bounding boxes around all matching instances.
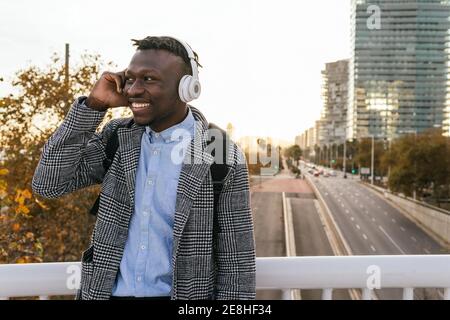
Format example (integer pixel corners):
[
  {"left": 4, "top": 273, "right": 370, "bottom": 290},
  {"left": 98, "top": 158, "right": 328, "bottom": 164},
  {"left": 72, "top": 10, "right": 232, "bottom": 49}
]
[{"left": 127, "top": 79, "right": 146, "bottom": 96}]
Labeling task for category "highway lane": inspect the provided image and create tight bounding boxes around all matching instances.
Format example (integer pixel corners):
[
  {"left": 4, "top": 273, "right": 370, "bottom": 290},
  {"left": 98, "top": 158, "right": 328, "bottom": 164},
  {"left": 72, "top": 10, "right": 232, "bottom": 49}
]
[
  {"left": 309, "top": 172, "right": 448, "bottom": 299},
  {"left": 252, "top": 168, "right": 351, "bottom": 299},
  {"left": 252, "top": 191, "right": 285, "bottom": 300},
  {"left": 290, "top": 197, "right": 351, "bottom": 300}
]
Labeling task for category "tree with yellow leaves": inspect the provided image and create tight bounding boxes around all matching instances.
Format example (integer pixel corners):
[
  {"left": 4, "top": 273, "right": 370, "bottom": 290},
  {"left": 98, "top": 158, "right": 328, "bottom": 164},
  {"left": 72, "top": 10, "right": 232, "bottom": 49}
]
[{"left": 0, "top": 52, "right": 129, "bottom": 264}]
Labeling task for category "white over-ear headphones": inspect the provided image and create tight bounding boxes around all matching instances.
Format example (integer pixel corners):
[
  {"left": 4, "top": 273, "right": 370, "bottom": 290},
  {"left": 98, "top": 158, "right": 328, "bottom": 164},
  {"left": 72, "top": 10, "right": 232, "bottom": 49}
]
[{"left": 170, "top": 37, "right": 201, "bottom": 103}]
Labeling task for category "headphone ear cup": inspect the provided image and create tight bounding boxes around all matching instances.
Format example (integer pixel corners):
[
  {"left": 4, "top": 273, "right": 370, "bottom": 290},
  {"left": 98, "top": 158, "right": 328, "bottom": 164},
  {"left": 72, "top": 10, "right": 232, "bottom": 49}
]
[
  {"left": 189, "top": 78, "right": 201, "bottom": 100},
  {"left": 178, "top": 75, "right": 191, "bottom": 103}
]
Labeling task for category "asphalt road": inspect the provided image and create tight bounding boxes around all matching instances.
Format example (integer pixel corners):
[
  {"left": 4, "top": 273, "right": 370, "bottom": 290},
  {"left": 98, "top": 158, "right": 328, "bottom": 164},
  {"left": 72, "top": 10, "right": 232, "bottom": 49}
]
[
  {"left": 290, "top": 197, "right": 350, "bottom": 300},
  {"left": 252, "top": 168, "right": 351, "bottom": 300},
  {"left": 308, "top": 172, "right": 448, "bottom": 299},
  {"left": 252, "top": 191, "right": 285, "bottom": 300}
]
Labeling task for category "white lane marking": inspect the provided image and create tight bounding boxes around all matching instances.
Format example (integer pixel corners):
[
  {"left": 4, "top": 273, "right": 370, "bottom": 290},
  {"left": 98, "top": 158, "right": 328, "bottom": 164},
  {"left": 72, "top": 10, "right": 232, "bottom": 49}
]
[
  {"left": 370, "top": 245, "right": 377, "bottom": 252},
  {"left": 371, "top": 217, "right": 376, "bottom": 222},
  {"left": 345, "top": 209, "right": 350, "bottom": 214},
  {"left": 392, "top": 219, "right": 396, "bottom": 224},
  {"left": 400, "top": 226, "right": 406, "bottom": 232},
  {"left": 356, "top": 224, "right": 361, "bottom": 230},
  {"left": 362, "top": 234, "right": 368, "bottom": 240},
  {"left": 424, "top": 248, "right": 431, "bottom": 254},
  {"left": 378, "top": 225, "right": 407, "bottom": 254},
  {"left": 411, "top": 236, "right": 417, "bottom": 243},
  {"left": 341, "top": 203, "right": 345, "bottom": 207},
  {"left": 350, "top": 217, "right": 355, "bottom": 221}
]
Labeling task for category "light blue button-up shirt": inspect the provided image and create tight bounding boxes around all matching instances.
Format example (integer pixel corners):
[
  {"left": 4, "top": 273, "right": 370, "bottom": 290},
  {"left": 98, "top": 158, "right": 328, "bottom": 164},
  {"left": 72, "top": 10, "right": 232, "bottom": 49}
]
[{"left": 112, "top": 108, "right": 195, "bottom": 297}]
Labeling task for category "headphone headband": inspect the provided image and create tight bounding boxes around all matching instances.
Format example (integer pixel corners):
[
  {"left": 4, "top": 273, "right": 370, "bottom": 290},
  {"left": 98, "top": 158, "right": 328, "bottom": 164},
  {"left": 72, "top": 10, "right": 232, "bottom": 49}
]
[
  {"left": 169, "top": 37, "right": 199, "bottom": 80},
  {"left": 168, "top": 36, "right": 201, "bottom": 103}
]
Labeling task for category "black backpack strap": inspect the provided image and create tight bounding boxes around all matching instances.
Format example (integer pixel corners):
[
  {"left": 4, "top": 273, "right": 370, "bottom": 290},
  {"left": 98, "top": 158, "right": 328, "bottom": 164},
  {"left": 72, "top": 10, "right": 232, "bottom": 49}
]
[
  {"left": 207, "top": 122, "right": 231, "bottom": 209},
  {"left": 89, "top": 119, "right": 133, "bottom": 216},
  {"left": 207, "top": 123, "right": 232, "bottom": 268}
]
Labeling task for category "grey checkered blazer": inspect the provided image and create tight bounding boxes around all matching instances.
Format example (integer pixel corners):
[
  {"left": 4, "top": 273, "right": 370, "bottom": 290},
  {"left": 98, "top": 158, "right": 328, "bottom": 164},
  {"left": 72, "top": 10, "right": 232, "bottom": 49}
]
[{"left": 32, "top": 97, "right": 256, "bottom": 300}]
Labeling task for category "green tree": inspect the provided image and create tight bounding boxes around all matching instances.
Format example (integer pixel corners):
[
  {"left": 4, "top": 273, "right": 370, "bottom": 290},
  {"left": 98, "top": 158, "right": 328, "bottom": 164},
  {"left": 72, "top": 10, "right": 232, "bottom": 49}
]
[
  {"left": 284, "top": 145, "right": 302, "bottom": 167},
  {"left": 383, "top": 130, "right": 450, "bottom": 205}
]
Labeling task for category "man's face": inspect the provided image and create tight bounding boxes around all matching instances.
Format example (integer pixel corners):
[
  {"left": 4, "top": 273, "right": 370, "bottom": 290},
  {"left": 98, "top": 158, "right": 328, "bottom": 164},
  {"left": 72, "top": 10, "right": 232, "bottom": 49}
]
[{"left": 124, "top": 49, "right": 186, "bottom": 129}]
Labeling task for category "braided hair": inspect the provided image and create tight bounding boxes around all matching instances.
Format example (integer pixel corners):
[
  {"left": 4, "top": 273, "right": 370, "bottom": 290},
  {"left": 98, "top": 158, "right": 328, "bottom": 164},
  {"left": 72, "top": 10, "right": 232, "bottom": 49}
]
[{"left": 131, "top": 36, "right": 201, "bottom": 75}]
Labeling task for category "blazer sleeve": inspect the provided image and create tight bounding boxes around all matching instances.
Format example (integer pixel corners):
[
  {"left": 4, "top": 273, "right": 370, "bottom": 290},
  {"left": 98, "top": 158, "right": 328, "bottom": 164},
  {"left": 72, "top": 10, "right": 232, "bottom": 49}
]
[
  {"left": 32, "top": 96, "right": 116, "bottom": 199},
  {"left": 214, "top": 145, "right": 256, "bottom": 299}
]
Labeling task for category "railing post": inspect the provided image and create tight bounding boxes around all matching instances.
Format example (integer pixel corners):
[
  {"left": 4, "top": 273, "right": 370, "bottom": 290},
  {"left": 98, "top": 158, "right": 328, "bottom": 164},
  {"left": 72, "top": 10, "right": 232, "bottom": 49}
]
[
  {"left": 444, "top": 288, "right": 450, "bottom": 300},
  {"left": 281, "top": 289, "right": 292, "bottom": 300},
  {"left": 402, "top": 288, "right": 414, "bottom": 300},
  {"left": 361, "top": 288, "right": 373, "bottom": 300},
  {"left": 322, "top": 288, "right": 333, "bottom": 300}
]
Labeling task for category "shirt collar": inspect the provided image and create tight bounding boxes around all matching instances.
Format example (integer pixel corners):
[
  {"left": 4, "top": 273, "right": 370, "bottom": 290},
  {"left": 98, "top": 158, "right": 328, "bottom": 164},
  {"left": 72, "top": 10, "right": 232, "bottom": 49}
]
[{"left": 145, "top": 106, "right": 195, "bottom": 143}]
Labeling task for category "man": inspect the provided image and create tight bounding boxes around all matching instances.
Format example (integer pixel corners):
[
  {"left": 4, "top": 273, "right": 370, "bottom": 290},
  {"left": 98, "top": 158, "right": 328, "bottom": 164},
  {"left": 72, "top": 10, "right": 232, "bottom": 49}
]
[{"left": 32, "top": 36, "right": 256, "bottom": 300}]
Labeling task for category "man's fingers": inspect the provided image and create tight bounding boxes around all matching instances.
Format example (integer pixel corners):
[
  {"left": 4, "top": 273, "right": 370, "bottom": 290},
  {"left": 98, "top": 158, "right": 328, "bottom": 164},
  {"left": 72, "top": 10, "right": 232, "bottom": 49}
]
[
  {"left": 111, "top": 74, "right": 123, "bottom": 94},
  {"left": 115, "top": 70, "right": 126, "bottom": 93},
  {"left": 103, "top": 72, "right": 124, "bottom": 94}
]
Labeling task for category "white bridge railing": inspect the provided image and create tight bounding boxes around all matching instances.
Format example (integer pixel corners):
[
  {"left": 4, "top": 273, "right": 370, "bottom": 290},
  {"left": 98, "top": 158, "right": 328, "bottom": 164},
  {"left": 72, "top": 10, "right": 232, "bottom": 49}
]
[{"left": 1, "top": 255, "right": 450, "bottom": 300}]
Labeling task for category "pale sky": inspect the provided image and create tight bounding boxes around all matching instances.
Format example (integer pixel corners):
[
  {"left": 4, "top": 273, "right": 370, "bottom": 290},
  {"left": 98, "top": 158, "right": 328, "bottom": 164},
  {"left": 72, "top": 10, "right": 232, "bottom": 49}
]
[{"left": 0, "top": 0, "right": 350, "bottom": 143}]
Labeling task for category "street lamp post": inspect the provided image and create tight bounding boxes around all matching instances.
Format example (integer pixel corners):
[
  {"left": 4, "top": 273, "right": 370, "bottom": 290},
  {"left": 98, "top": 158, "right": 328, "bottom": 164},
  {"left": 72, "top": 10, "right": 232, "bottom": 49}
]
[
  {"left": 329, "top": 144, "right": 332, "bottom": 168},
  {"left": 371, "top": 135, "right": 375, "bottom": 185},
  {"left": 387, "top": 137, "right": 391, "bottom": 191},
  {"left": 343, "top": 138, "right": 347, "bottom": 177},
  {"left": 343, "top": 125, "right": 349, "bottom": 178}
]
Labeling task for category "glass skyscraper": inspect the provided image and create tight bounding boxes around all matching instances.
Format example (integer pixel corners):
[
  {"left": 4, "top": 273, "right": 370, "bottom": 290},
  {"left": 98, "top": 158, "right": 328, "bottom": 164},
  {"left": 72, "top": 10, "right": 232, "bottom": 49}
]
[{"left": 348, "top": 0, "right": 450, "bottom": 140}]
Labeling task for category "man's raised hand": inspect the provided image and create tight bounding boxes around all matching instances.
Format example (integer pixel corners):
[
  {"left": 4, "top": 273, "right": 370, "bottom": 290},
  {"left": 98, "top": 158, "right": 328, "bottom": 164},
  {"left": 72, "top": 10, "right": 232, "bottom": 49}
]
[{"left": 85, "top": 71, "right": 128, "bottom": 111}]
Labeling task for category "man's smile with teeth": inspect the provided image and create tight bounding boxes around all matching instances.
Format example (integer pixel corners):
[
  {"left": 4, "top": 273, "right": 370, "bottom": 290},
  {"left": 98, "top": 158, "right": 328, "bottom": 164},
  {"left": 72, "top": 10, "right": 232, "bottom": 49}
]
[{"left": 131, "top": 102, "right": 151, "bottom": 109}]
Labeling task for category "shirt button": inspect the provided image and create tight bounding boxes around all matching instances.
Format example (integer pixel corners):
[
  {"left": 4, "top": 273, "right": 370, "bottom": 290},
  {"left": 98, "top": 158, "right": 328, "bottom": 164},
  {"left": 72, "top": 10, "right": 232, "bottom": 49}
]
[
  {"left": 141, "top": 245, "right": 146, "bottom": 250},
  {"left": 147, "top": 179, "right": 153, "bottom": 185},
  {"left": 154, "top": 133, "right": 160, "bottom": 137},
  {"left": 137, "top": 276, "right": 142, "bottom": 282},
  {"left": 153, "top": 150, "right": 158, "bottom": 155}
]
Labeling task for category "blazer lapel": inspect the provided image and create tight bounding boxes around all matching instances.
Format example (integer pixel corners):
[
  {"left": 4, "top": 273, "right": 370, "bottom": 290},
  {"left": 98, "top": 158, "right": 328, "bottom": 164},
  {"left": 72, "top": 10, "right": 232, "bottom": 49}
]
[
  {"left": 172, "top": 108, "right": 214, "bottom": 246},
  {"left": 117, "top": 123, "right": 145, "bottom": 212}
]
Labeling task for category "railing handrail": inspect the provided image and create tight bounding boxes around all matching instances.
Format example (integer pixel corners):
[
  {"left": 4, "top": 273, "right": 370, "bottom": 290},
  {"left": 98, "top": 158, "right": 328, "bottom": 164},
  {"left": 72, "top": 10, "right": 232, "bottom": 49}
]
[
  {"left": 1, "top": 255, "right": 450, "bottom": 299},
  {"left": 256, "top": 255, "right": 450, "bottom": 289}
]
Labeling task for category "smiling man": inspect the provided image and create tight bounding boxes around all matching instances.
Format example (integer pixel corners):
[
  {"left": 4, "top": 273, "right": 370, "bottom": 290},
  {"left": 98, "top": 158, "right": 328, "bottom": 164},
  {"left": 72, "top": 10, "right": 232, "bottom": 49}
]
[{"left": 32, "top": 36, "right": 256, "bottom": 300}]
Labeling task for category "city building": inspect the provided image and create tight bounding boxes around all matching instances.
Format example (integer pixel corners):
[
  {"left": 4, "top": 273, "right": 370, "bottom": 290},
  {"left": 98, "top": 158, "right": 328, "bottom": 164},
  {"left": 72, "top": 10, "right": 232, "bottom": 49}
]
[
  {"left": 347, "top": 0, "right": 450, "bottom": 140},
  {"left": 319, "top": 59, "right": 349, "bottom": 146}
]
